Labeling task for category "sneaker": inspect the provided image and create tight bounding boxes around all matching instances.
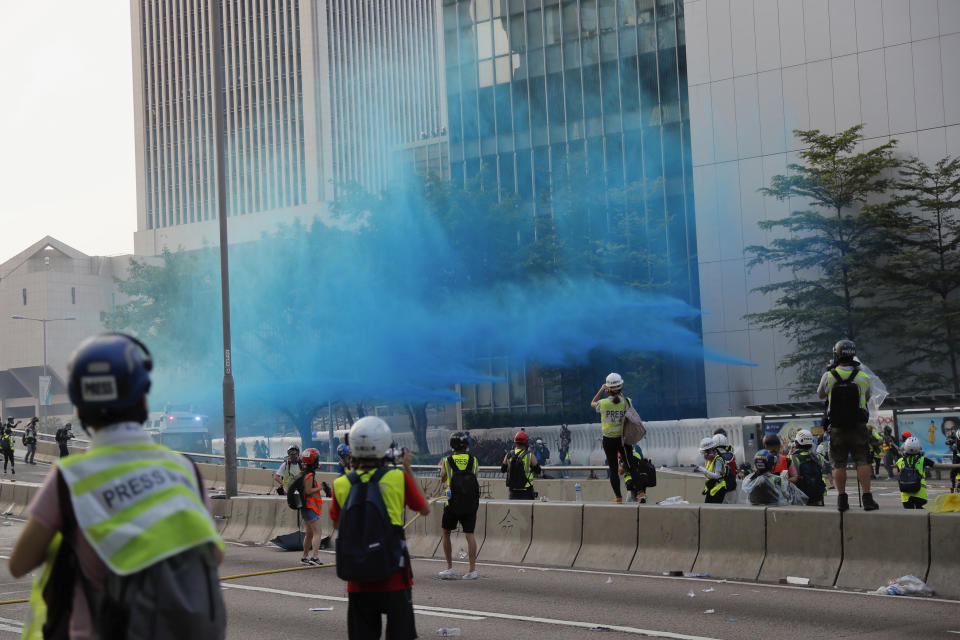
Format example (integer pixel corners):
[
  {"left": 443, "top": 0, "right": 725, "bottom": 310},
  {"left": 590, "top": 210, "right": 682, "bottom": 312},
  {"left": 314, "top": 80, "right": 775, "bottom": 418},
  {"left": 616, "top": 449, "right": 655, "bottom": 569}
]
[
  {"left": 862, "top": 493, "right": 879, "bottom": 511},
  {"left": 438, "top": 568, "right": 457, "bottom": 580},
  {"left": 310, "top": 557, "right": 322, "bottom": 565},
  {"left": 462, "top": 571, "right": 479, "bottom": 580},
  {"left": 837, "top": 493, "right": 849, "bottom": 512},
  {"left": 300, "top": 557, "right": 313, "bottom": 566},
  {"left": 639, "top": 497, "right": 647, "bottom": 504},
  {"left": 613, "top": 497, "right": 623, "bottom": 503}
]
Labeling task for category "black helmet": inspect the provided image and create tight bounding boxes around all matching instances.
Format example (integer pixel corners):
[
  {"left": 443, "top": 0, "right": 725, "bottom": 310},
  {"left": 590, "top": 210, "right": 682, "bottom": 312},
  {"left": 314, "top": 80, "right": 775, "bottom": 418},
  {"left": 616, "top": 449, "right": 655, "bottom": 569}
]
[
  {"left": 712, "top": 427, "right": 727, "bottom": 437},
  {"left": 450, "top": 432, "right": 469, "bottom": 451},
  {"left": 833, "top": 339, "right": 856, "bottom": 362},
  {"left": 67, "top": 333, "right": 152, "bottom": 425}
]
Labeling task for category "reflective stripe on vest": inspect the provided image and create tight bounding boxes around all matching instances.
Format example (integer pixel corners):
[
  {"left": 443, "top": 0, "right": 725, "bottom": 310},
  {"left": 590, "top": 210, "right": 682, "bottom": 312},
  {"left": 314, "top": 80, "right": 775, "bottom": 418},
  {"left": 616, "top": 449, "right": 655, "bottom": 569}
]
[
  {"left": 304, "top": 472, "right": 324, "bottom": 514},
  {"left": 333, "top": 466, "right": 406, "bottom": 526},
  {"left": 57, "top": 444, "right": 223, "bottom": 575},
  {"left": 512, "top": 447, "right": 534, "bottom": 488},
  {"left": 598, "top": 397, "right": 630, "bottom": 437},
  {"left": 824, "top": 369, "right": 871, "bottom": 409},
  {"left": 706, "top": 454, "right": 726, "bottom": 495}
]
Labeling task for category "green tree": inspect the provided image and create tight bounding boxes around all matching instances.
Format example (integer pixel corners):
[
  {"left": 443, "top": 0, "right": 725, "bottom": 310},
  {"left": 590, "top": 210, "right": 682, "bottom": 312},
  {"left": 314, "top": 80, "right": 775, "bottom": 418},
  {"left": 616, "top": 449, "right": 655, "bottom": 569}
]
[
  {"left": 746, "top": 126, "right": 901, "bottom": 392},
  {"left": 874, "top": 156, "right": 960, "bottom": 393}
]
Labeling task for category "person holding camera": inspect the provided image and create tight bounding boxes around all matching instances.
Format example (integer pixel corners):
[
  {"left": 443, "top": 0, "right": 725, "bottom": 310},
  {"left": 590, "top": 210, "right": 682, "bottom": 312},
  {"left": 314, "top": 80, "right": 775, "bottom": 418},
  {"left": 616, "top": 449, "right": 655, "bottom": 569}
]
[
  {"left": 591, "top": 372, "right": 632, "bottom": 503},
  {"left": 22, "top": 417, "right": 38, "bottom": 464},
  {"left": 274, "top": 445, "right": 302, "bottom": 495}
]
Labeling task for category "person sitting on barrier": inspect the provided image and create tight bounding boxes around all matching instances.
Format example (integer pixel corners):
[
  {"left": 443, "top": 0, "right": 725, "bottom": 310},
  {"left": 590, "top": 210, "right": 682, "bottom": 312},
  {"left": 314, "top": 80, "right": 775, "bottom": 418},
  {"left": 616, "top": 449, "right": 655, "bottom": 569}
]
[
  {"left": 438, "top": 432, "right": 480, "bottom": 580},
  {"left": 590, "top": 372, "right": 632, "bottom": 503},
  {"left": 790, "top": 430, "right": 826, "bottom": 506},
  {"left": 618, "top": 444, "right": 650, "bottom": 503},
  {"left": 275, "top": 445, "right": 302, "bottom": 495},
  {"left": 818, "top": 339, "right": 878, "bottom": 512},
  {"left": 501, "top": 431, "right": 539, "bottom": 500},
  {"left": 895, "top": 437, "right": 936, "bottom": 509},
  {"left": 745, "top": 450, "right": 790, "bottom": 505},
  {"left": 697, "top": 437, "right": 730, "bottom": 504}
]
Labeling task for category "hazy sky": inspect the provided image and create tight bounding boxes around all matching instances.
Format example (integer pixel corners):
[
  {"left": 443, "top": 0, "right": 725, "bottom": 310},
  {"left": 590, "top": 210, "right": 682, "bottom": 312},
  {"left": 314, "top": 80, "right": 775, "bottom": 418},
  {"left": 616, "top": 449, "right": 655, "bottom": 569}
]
[{"left": 0, "top": 2, "right": 135, "bottom": 264}]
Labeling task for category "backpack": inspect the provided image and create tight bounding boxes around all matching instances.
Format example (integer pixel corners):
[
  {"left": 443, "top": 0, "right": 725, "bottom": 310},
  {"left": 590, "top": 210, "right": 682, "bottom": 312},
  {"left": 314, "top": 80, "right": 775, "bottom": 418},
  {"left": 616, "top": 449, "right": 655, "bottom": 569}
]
[
  {"left": 898, "top": 457, "right": 923, "bottom": 493},
  {"left": 56, "top": 465, "right": 226, "bottom": 640},
  {"left": 505, "top": 450, "right": 530, "bottom": 491},
  {"left": 446, "top": 455, "right": 480, "bottom": 516},
  {"left": 719, "top": 451, "right": 737, "bottom": 491},
  {"left": 335, "top": 468, "right": 406, "bottom": 582},
  {"left": 286, "top": 471, "right": 307, "bottom": 510},
  {"left": 828, "top": 367, "right": 865, "bottom": 427},
  {"left": 55, "top": 428, "right": 67, "bottom": 444},
  {"left": 792, "top": 450, "right": 825, "bottom": 501}
]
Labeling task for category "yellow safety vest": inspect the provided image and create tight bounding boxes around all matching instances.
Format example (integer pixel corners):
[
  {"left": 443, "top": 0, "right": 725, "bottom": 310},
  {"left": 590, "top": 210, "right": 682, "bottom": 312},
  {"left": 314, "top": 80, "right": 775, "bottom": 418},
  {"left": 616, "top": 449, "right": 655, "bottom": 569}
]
[
  {"left": 280, "top": 460, "right": 301, "bottom": 488},
  {"left": 333, "top": 467, "right": 406, "bottom": 525},
  {"left": 597, "top": 396, "right": 631, "bottom": 437},
  {"left": 896, "top": 455, "right": 928, "bottom": 501},
  {"left": 705, "top": 454, "right": 727, "bottom": 496},
  {"left": 824, "top": 369, "right": 871, "bottom": 410},
  {"left": 56, "top": 444, "right": 223, "bottom": 575},
  {"left": 508, "top": 447, "right": 534, "bottom": 489}
]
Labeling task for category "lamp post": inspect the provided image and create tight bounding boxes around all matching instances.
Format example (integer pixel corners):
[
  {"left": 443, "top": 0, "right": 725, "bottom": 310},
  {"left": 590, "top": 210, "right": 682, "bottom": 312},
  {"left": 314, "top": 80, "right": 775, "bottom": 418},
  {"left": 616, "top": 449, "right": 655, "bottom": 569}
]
[{"left": 11, "top": 315, "right": 76, "bottom": 432}]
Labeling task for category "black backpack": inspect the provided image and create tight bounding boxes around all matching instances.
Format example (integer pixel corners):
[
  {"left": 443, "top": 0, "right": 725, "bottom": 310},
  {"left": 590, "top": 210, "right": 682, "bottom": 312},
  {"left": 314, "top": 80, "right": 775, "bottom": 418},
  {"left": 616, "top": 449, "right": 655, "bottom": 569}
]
[
  {"left": 898, "top": 457, "right": 924, "bottom": 493},
  {"left": 446, "top": 455, "right": 480, "bottom": 515},
  {"left": 335, "top": 468, "right": 406, "bottom": 583},
  {"left": 719, "top": 451, "right": 737, "bottom": 492},
  {"left": 286, "top": 471, "right": 307, "bottom": 510},
  {"left": 505, "top": 450, "right": 530, "bottom": 491},
  {"left": 828, "top": 367, "right": 865, "bottom": 426},
  {"left": 792, "top": 450, "right": 825, "bottom": 501}
]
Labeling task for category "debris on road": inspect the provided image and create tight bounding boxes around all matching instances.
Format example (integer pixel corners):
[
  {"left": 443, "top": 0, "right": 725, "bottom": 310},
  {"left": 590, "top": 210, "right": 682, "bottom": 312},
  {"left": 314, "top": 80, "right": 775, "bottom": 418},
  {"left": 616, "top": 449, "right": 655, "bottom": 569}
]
[{"left": 876, "top": 575, "right": 933, "bottom": 597}]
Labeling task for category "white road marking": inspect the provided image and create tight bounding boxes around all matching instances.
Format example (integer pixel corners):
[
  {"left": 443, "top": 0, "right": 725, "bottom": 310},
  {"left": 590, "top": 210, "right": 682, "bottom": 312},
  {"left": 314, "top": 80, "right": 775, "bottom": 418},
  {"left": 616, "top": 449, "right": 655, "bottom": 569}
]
[
  {"left": 413, "top": 611, "right": 485, "bottom": 620},
  {"left": 222, "top": 583, "right": 721, "bottom": 639},
  {"left": 411, "top": 558, "right": 960, "bottom": 605}
]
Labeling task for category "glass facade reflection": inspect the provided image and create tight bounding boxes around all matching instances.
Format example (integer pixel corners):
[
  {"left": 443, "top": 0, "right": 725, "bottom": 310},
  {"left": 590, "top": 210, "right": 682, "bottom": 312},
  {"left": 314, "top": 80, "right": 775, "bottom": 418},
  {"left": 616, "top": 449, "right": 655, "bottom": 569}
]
[{"left": 444, "top": 0, "right": 705, "bottom": 420}]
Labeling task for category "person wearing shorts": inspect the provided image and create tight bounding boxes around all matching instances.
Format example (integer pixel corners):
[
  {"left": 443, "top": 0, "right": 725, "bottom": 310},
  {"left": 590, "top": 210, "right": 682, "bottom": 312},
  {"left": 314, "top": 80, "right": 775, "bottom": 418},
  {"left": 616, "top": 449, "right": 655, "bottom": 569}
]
[{"left": 438, "top": 432, "right": 479, "bottom": 580}]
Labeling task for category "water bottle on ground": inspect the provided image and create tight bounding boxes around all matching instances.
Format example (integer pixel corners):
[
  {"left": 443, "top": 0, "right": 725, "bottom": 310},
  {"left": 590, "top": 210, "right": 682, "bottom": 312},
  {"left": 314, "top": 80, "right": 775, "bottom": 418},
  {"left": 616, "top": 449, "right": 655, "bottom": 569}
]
[
  {"left": 436, "top": 628, "right": 461, "bottom": 637},
  {"left": 575, "top": 481, "right": 582, "bottom": 503}
]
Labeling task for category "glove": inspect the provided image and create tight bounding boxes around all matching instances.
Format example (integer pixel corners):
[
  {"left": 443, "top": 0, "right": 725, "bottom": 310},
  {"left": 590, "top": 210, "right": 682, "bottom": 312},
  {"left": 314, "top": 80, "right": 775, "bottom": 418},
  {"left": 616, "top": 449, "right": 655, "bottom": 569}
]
[{"left": 276, "top": 487, "right": 285, "bottom": 495}]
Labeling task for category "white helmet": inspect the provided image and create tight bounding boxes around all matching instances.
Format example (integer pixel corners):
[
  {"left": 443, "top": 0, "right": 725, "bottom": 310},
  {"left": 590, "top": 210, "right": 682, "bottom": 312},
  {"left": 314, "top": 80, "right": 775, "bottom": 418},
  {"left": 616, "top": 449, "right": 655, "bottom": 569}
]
[
  {"left": 699, "top": 436, "right": 718, "bottom": 453},
  {"left": 712, "top": 433, "right": 728, "bottom": 448},
  {"left": 794, "top": 429, "right": 814, "bottom": 447},
  {"left": 605, "top": 372, "right": 624, "bottom": 392},
  {"left": 902, "top": 436, "right": 922, "bottom": 455},
  {"left": 349, "top": 416, "right": 393, "bottom": 460}
]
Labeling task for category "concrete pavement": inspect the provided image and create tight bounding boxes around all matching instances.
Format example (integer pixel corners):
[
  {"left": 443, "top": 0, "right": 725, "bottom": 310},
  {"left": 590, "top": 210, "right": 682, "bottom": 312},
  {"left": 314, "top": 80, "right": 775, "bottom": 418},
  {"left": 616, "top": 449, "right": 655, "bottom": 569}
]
[{"left": 0, "top": 517, "right": 957, "bottom": 639}]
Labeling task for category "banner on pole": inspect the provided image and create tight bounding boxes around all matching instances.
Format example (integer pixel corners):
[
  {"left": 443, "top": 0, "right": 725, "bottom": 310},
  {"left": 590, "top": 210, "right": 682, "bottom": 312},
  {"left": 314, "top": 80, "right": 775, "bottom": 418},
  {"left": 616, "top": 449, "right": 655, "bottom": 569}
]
[{"left": 39, "top": 376, "right": 51, "bottom": 406}]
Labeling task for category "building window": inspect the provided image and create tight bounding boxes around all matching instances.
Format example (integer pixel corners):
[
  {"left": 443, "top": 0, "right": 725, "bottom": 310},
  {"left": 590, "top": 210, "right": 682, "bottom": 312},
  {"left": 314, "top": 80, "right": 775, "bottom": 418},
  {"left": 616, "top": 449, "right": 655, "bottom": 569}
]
[
  {"left": 22, "top": 288, "right": 27, "bottom": 306},
  {"left": 71, "top": 287, "right": 76, "bottom": 304}
]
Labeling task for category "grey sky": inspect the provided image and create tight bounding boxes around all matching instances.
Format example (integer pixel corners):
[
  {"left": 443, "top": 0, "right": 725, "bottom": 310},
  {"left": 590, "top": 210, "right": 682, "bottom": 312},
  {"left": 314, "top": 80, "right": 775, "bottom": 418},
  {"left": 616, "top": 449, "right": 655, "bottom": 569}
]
[{"left": 0, "top": 2, "right": 135, "bottom": 264}]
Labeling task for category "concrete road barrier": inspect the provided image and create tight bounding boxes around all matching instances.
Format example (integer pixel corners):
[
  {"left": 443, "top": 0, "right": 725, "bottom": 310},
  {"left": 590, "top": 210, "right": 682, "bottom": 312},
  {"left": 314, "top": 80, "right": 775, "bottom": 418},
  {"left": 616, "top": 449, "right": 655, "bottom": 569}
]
[
  {"left": 238, "top": 467, "right": 274, "bottom": 494},
  {"left": 835, "top": 510, "right": 930, "bottom": 591},
  {"left": 692, "top": 505, "right": 765, "bottom": 581},
  {"left": 0, "top": 481, "right": 16, "bottom": 515},
  {"left": 239, "top": 497, "right": 281, "bottom": 544},
  {"left": 432, "top": 502, "right": 487, "bottom": 560},
  {"left": 630, "top": 505, "right": 699, "bottom": 574},
  {"left": 11, "top": 484, "right": 40, "bottom": 518},
  {"left": 523, "top": 502, "right": 582, "bottom": 567},
  {"left": 221, "top": 497, "right": 250, "bottom": 541},
  {"left": 759, "top": 507, "right": 841, "bottom": 586},
  {"left": 925, "top": 513, "right": 960, "bottom": 600},
  {"left": 477, "top": 500, "right": 533, "bottom": 564},
  {"left": 574, "top": 503, "right": 638, "bottom": 570},
  {"left": 404, "top": 502, "right": 443, "bottom": 557}
]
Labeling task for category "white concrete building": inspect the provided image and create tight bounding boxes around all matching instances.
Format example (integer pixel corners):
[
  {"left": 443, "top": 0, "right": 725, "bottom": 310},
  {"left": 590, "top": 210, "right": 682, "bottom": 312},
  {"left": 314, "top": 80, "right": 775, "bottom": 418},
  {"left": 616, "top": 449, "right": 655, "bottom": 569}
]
[
  {"left": 0, "top": 238, "right": 133, "bottom": 424},
  {"left": 684, "top": 0, "right": 960, "bottom": 415}
]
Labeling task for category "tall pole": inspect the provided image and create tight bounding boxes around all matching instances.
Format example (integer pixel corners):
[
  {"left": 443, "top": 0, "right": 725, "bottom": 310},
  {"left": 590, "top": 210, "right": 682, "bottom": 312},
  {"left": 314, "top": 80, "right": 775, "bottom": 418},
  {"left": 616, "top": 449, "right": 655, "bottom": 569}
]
[
  {"left": 41, "top": 320, "right": 47, "bottom": 432},
  {"left": 210, "top": 0, "right": 238, "bottom": 497}
]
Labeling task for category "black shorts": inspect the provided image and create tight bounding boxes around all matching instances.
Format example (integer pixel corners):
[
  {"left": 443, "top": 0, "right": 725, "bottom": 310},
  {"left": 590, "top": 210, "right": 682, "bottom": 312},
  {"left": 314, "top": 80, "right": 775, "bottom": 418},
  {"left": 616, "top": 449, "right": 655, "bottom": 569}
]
[
  {"left": 441, "top": 505, "right": 477, "bottom": 534},
  {"left": 347, "top": 589, "right": 417, "bottom": 640},
  {"left": 829, "top": 424, "right": 871, "bottom": 467}
]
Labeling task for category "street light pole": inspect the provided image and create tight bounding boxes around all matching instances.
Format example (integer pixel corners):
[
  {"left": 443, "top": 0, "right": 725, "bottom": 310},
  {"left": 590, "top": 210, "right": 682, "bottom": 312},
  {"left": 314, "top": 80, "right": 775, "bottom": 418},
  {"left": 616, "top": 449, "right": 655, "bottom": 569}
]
[
  {"left": 209, "top": 0, "right": 238, "bottom": 497},
  {"left": 11, "top": 315, "right": 76, "bottom": 432}
]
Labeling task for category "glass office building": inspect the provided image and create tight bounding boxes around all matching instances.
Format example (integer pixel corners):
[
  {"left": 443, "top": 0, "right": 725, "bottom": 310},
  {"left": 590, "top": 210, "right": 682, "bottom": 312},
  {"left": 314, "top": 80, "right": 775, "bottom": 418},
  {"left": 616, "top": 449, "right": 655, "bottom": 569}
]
[{"left": 443, "top": 0, "right": 705, "bottom": 419}]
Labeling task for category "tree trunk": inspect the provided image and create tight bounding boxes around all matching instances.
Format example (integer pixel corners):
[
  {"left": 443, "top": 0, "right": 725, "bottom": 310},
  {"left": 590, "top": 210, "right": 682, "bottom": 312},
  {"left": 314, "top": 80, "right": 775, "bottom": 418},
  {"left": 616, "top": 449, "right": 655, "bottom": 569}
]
[{"left": 406, "top": 402, "right": 429, "bottom": 453}]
